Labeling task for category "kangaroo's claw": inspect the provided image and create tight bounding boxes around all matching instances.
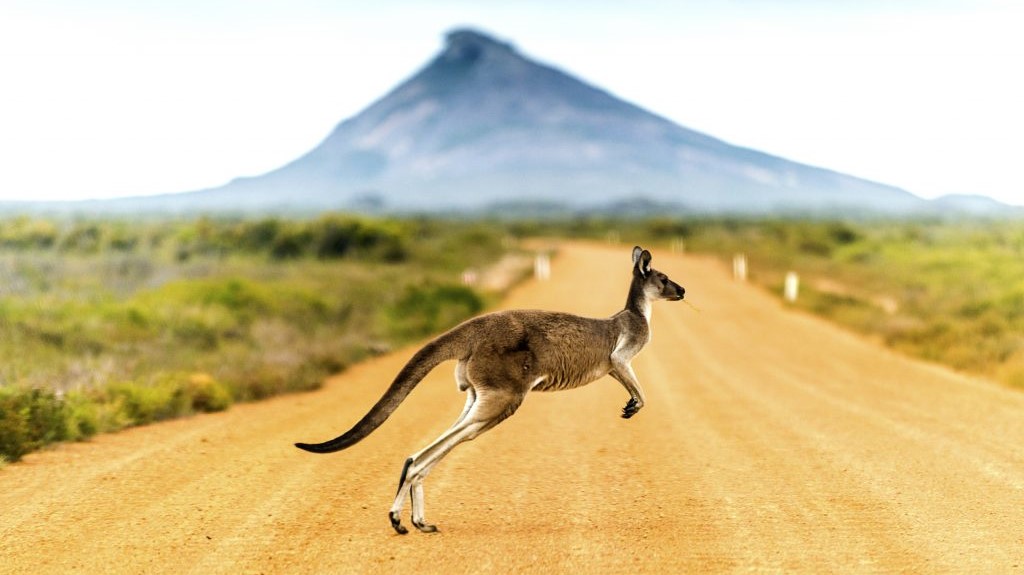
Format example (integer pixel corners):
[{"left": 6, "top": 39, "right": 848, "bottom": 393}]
[{"left": 621, "top": 398, "right": 640, "bottom": 419}]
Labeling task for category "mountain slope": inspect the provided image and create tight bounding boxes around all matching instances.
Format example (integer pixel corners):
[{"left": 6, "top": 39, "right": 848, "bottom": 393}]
[{"left": 166, "top": 28, "right": 923, "bottom": 215}]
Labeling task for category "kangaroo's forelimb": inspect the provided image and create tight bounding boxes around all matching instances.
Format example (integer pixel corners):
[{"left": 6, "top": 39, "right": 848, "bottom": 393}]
[{"left": 609, "top": 362, "right": 645, "bottom": 419}]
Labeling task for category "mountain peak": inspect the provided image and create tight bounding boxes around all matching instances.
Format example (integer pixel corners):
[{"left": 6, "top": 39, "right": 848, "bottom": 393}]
[{"left": 442, "top": 28, "right": 516, "bottom": 63}]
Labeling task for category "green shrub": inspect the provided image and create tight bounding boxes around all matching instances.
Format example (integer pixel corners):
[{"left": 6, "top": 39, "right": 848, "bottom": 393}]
[
  {"left": 104, "top": 381, "right": 186, "bottom": 426},
  {"left": 199, "top": 279, "right": 270, "bottom": 315},
  {"left": 64, "top": 392, "right": 100, "bottom": 440},
  {"left": 24, "top": 388, "right": 70, "bottom": 446},
  {"left": 234, "top": 218, "right": 281, "bottom": 251},
  {"left": 270, "top": 225, "right": 313, "bottom": 259},
  {"left": 0, "top": 387, "right": 73, "bottom": 462},
  {"left": 60, "top": 223, "right": 103, "bottom": 254},
  {"left": 0, "top": 218, "right": 58, "bottom": 249},
  {"left": 169, "top": 313, "right": 225, "bottom": 350},
  {"left": 89, "top": 399, "right": 135, "bottom": 434},
  {"left": 177, "top": 373, "right": 232, "bottom": 413},
  {"left": 312, "top": 215, "right": 409, "bottom": 262},
  {"left": 386, "top": 284, "right": 484, "bottom": 341},
  {"left": 224, "top": 359, "right": 326, "bottom": 402},
  {"left": 0, "top": 391, "right": 31, "bottom": 462}
]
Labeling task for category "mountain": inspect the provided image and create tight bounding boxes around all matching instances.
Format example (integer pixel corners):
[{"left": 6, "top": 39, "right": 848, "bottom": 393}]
[
  {"left": 4, "top": 29, "right": 998, "bottom": 216},
  {"left": 168, "top": 28, "right": 920, "bottom": 215}
]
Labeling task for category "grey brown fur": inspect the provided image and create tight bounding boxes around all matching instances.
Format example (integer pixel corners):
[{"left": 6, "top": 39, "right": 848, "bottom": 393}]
[{"left": 295, "top": 246, "right": 684, "bottom": 534}]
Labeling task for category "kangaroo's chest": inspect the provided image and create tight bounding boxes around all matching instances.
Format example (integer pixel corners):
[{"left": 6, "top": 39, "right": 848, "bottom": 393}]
[
  {"left": 611, "top": 325, "right": 649, "bottom": 362},
  {"left": 516, "top": 312, "right": 644, "bottom": 392}
]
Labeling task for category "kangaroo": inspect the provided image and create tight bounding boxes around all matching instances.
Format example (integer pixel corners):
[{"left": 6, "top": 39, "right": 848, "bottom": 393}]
[{"left": 295, "top": 246, "right": 685, "bottom": 534}]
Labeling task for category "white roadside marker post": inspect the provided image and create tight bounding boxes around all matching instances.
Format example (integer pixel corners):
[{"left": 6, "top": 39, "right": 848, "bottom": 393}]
[
  {"left": 784, "top": 271, "right": 800, "bottom": 302},
  {"left": 733, "top": 254, "right": 748, "bottom": 282},
  {"left": 534, "top": 253, "right": 551, "bottom": 281}
]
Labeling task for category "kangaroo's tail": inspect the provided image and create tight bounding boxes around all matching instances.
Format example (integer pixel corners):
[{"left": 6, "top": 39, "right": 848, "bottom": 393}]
[{"left": 294, "top": 323, "right": 474, "bottom": 454}]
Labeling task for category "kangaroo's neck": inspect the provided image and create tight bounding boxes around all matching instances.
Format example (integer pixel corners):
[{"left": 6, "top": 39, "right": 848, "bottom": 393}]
[{"left": 624, "top": 277, "right": 651, "bottom": 323}]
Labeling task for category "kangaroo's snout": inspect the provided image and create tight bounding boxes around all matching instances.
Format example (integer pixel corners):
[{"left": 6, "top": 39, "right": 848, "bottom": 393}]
[
  {"left": 672, "top": 284, "right": 685, "bottom": 301},
  {"left": 662, "top": 281, "right": 684, "bottom": 301}
]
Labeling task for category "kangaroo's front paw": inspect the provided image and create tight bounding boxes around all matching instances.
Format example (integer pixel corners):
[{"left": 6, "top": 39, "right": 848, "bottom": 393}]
[{"left": 621, "top": 398, "right": 642, "bottom": 419}]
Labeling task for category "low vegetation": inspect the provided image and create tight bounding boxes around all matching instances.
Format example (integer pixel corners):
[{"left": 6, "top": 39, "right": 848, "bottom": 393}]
[
  {"left": 639, "top": 218, "right": 1024, "bottom": 390},
  {"left": 0, "top": 215, "right": 511, "bottom": 462},
  {"left": 5, "top": 212, "right": 1021, "bottom": 463}
]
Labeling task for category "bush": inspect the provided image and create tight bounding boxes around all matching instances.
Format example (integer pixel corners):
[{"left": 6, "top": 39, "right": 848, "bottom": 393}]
[
  {"left": 0, "top": 218, "right": 58, "bottom": 249},
  {"left": 0, "top": 387, "right": 72, "bottom": 462},
  {"left": 177, "top": 373, "right": 232, "bottom": 413},
  {"left": 312, "top": 215, "right": 409, "bottom": 262},
  {"left": 386, "top": 284, "right": 484, "bottom": 341},
  {"left": 64, "top": 392, "right": 100, "bottom": 440},
  {"left": 104, "top": 381, "right": 186, "bottom": 426},
  {"left": 60, "top": 223, "right": 103, "bottom": 254},
  {"left": 169, "top": 312, "right": 225, "bottom": 350},
  {"left": 0, "top": 391, "right": 31, "bottom": 462},
  {"left": 24, "top": 388, "right": 70, "bottom": 446},
  {"left": 199, "top": 279, "right": 269, "bottom": 314},
  {"left": 270, "top": 225, "right": 312, "bottom": 259},
  {"left": 234, "top": 218, "right": 281, "bottom": 251}
]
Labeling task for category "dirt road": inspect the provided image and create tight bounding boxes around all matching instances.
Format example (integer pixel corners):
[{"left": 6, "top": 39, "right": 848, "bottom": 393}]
[{"left": 3, "top": 242, "right": 1024, "bottom": 574}]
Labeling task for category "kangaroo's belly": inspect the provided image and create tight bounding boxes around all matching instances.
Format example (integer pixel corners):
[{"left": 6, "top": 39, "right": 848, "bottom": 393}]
[{"left": 531, "top": 363, "right": 610, "bottom": 392}]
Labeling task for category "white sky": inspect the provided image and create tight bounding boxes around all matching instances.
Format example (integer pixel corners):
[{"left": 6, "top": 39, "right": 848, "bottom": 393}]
[{"left": 0, "top": 0, "right": 1022, "bottom": 204}]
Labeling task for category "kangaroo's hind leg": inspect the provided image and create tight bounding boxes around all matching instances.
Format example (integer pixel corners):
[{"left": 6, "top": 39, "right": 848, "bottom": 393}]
[
  {"left": 389, "top": 389, "right": 482, "bottom": 534},
  {"left": 390, "top": 387, "right": 524, "bottom": 534}
]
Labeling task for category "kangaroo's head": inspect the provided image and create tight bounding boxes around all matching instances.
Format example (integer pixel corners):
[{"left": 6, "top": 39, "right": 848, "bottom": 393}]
[{"left": 632, "top": 246, "right": 685, "bottom": 301}]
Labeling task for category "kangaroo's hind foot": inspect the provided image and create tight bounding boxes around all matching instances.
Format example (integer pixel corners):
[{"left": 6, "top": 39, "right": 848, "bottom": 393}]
[
  {"left": 389, "top": 511, "right": 408, "bottom": 535},
  {"left": 411, "top": 519, "right": 437, "bottom": 533}
]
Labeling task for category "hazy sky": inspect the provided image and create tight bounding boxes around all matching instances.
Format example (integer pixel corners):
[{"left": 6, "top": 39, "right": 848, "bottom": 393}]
[{"left": 1, "top": 1, "right": 1022, "bottom": 204}]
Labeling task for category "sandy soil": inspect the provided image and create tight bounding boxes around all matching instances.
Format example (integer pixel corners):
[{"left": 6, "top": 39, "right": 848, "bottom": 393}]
[{"left": 3, "top": 242, "right": 1024, "bottom": 574}]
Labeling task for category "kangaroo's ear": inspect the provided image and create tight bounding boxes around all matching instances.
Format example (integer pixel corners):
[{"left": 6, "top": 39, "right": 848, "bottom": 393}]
[
  {"left": 638, "top": 249, "right": 652, "bottom": 276},
  {"left": 632, "top": 246, "right": 643, "bottom": 266}
]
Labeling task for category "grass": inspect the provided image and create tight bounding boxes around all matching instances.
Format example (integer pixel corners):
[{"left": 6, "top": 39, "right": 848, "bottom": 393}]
[
  {"left": 0, "top": 214, "right": 513, "bottom": 462},
  {"left": 640, "top": 218, "right": 1024, "bottom": 386}
]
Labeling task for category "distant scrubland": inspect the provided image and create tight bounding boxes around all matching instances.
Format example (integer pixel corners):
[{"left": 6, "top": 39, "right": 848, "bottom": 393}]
[
  {"left": 635, "top": 218, "right": 1024, "bottom": 390},
  {"left": 4, "top": 213, "right": 1020, "bottom": 464},
  {"left": 0, "top": 215, "right": 514, "bottom": 463}
]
